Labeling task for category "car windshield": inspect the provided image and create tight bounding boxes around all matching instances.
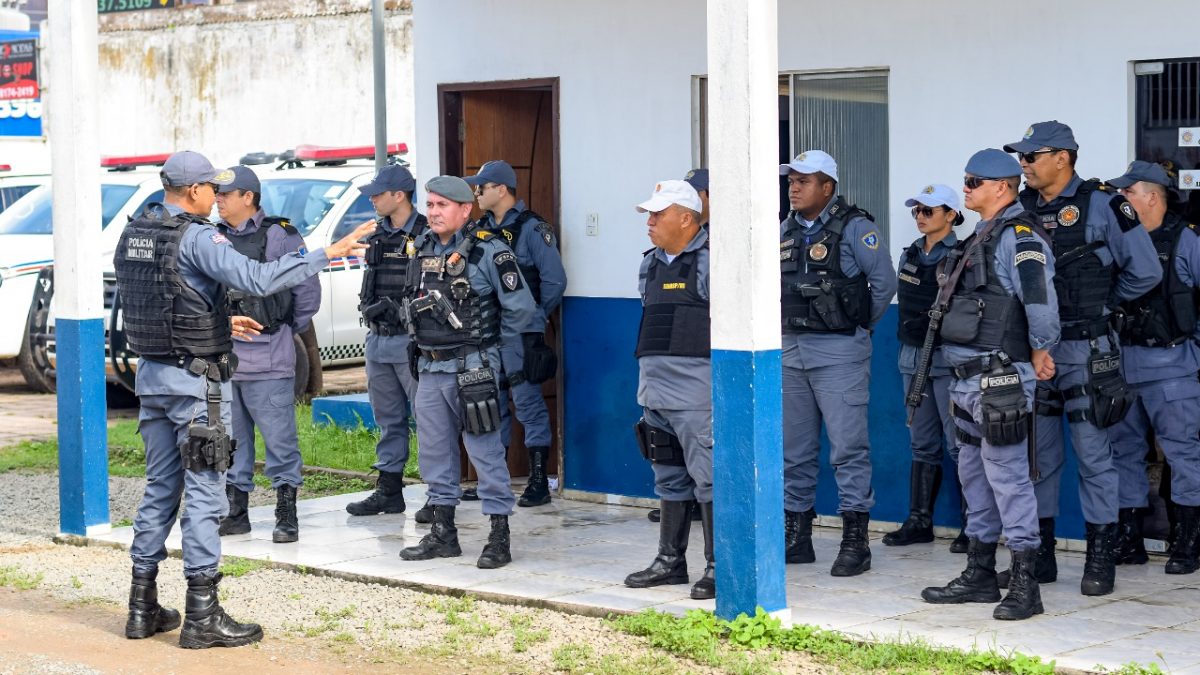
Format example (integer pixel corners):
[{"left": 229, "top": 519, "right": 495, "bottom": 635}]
[
  {"left": 0, "top": 184, "right": 37, "bottom": 212},
  {"left": 0, "top": 184, "right": 139, "bottom": 234},
  {"left": 257, "top": 179, "right": 350, "bottom": 236}
]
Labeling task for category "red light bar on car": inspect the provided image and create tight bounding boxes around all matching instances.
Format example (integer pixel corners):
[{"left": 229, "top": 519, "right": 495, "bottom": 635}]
[
  {"left": 293, "top": 143, "right": 408, "bottom": 162},
  {"left": 100, "top": 153, "right": 172, "bottom": 169},
  {"left": 0, "top": 164, "right": 10, "bottom": 172}
]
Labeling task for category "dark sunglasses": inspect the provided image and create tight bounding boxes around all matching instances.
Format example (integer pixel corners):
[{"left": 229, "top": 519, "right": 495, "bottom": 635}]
[
  {"left": 1017, "top": 149, "right": 1056, "bottom": 164},
  {"left": 910, "top": 205, "right": 939, "bottom": 218},
  {"left": 963, "top": 176, "right": 1001, "bottom": 190}
]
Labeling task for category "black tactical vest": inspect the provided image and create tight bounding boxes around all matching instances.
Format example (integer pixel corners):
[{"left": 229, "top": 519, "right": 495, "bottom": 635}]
[
  {"left": 940, "top": 214, "right": 1037, "bottom": 361},
  {"left": 779, "top": 197, "right": 873, "bottom": 335},
  {"left": 896, "top": 242, "right": 944, "bottom": 348},
  {"left": 359, "top": 213, "right": 429, "bottom": 335},
  {"left": 635, "top": 244, "right": 710, "bottom": 358},
  {"left": 219, "top": 217, "right": 295, "bottom": 334},
  {"left": 479, "top": 210, "right": 552, "bottom": 305},
  {"left": 1020, "top": 180, "right": 1113, "bottom": 336},
  {"left": 406, "top": 230, "right": 501, "bottom": 350},
  {"left": 1119, "top": 212, "right": 1199, "bottom": 348},
  {"left": 113, "top": 205, "right": 232, "bottom": 359}
]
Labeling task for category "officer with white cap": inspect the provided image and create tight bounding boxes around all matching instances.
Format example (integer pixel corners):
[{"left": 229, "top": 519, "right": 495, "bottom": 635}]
[{"left": 778, "top": 150, "right": 897, "bottom": 577}]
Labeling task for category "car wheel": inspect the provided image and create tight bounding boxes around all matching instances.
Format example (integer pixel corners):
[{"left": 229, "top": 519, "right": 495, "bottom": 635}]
[
  {"left": 18, "top": 269, "right": 56, "bottom": 394},
  {"left": 292, "top": 332, "right": 311, "bottom": 402}
]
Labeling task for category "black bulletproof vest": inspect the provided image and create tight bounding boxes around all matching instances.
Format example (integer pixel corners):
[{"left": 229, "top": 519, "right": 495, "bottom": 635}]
[
  {"left": 941, "top": 214, "right": 1036, "bottom": 361},
  {"left": 1119, "top": 212, "right": 1199, "bottom": 348},
  {"left": 479, "top": 210, "right": 550, "bottom": 305},
  {"left": 779, "top": 197, "right": 873, "bottom": 335},
  {"left": 360, "top": 213, "right": 429, "bottom": 333},
  {"left": 896, "top": 242, "right": 944, "bottom": 348},
  {"left": 406, "top": 231, "right": 501, "bottom": 350},
  {"left": 1020, "top": 180, "right": 1113, "bottom": 329},
  {"left": 113, "top": 205, "right": 232, "bottom": 359},
  {"left": 219, "top": 217, "right": 295, "bottom": 334},
  {"left": 634, "top": 244, "right": 710, "bottom": 358}
]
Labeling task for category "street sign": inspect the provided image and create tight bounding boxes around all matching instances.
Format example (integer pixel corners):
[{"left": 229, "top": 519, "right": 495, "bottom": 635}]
[
  {"left": 97, "top": 0, "right": 177, "bottom": 14},
  {"left": 0, "top": 39, "right": 37, "bottom": 101}
]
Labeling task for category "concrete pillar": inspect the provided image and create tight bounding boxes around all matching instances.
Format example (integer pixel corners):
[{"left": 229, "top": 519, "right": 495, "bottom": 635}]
[
  {"left": 706, "top": 0, "right": 786, "bottom": 620},
  {"left": 48, "top": 0, "right": 109, "bottom": 536}
]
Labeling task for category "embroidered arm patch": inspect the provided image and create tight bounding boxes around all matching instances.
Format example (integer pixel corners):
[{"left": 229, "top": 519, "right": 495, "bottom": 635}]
[
  {"left": 1015, "top": 240, "right": 1048, "bottom": 305},
  {"left": 1110, "top": 195, "right": 1140, "bottom": 233},
  {"left": 493, "top": 250, "right": 524, "bottom": 293}
]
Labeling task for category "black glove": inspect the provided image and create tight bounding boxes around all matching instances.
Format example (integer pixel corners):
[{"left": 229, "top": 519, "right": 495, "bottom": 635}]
[
  {"left": 406, "top": 340, "right": 421, "bottom": 381},
  {"left": 521, "top": 332, "right": 558, "bottom": 385}
]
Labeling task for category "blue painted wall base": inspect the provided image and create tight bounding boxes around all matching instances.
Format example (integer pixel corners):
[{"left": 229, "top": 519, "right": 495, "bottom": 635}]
[
  {"left": 312, "top": 393, "right": 377, "bottom": 430},
  {"left": 712, "top": 348, "right": 785, "bottom": 619},
  {"left": 56, "top": 318, "right": 108, "bottom": 535}
]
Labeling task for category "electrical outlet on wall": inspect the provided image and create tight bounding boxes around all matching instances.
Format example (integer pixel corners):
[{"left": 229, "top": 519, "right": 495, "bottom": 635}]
[{"left": 585, "top": 213, "right": 599, "bottom": 236}]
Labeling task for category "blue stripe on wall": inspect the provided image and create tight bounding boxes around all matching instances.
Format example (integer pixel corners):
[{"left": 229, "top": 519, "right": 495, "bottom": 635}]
[
  {"left": 55, "top": 318, "right": 110, "bottom": 535},
  {"left": 561, "top": 297, "right": 1089, "bottom": 539}
]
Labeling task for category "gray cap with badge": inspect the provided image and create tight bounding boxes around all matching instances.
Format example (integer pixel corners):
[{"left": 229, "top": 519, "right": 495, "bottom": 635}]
[
  {"left": 425, "top": 175, "right": 475, "bottom": 204},
  {"left": 1003, "top": 120, "right": 1079, "bottom": 153},
  {"left": 1106, "top": 160, "right": 1172, "bottom": 189},
  {"left": 216, "top": 165, "right": 261, "bottom": 195},
  {"left": 160, "top": 151, "right": 235, "bottom": 188}
]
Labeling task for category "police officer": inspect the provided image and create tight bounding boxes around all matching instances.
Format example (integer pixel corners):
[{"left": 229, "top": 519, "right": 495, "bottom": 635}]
[
  {"left": 117, "top": 151, "right": 374, "bottom": 647},
  {"left": 346, "top": 165, "right": 426, "bottom": 518},
  {"left": 684, "top": 168, "right": 709, "bottom": 229},
  {"left": 623, "top": 179, "right": 715, "bottom": 601},
  {"left": 779, "top": 150, "right": 897, "bottom": 577},
  {"left": 398, "top": 176, "right": 538, "bottom": 569},
  {"left": 214, "top": 166, "right": 321, "bottom": 544},
  {"left": 1003, "top": 121, "right": 1161, "bottom": 596},
  {"left": 1107, "top": 161, "right": 1200, "bottom": 574},
  {"left": 885, "top": 184, "right": 967, "bottom": 551},
  {"left": 464, "top": 160, "right": 565, "bottom": 508},
  {"left": 920, "top": 149, "right": 1059, "bottom": 621}
]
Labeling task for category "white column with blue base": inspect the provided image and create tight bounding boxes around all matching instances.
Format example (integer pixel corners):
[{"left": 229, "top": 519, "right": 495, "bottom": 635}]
[
  {"left": 49, "top": 0, "right": 109, "bottom": 536},
  {"left": 707, "top": 0, "right": 786, "bottom": 620}
]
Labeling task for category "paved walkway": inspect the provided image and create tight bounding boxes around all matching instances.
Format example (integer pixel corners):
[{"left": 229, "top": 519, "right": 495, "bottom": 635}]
[{"left": 90, "top": 489, "right": 1200, "bottom": 673}]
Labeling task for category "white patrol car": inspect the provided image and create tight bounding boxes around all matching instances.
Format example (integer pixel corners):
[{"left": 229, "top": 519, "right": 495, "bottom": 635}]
[
  {"left": 79, "top": 144, "right": 406, "bottom": 398},
  {"left": 0, "top": 165, "right": 47, "bottom": 213}
]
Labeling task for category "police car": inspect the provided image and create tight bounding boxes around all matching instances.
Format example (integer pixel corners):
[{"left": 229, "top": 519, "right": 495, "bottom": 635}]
[
  {"left": 0, "top": 166, "right": 47, "bottom": 213},
  {"left": 87, "top": 144, "right": 404, "bottom": 398}
]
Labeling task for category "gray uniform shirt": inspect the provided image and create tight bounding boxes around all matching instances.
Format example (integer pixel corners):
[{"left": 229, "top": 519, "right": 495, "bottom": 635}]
[
  {"left": 1123, "top": 219, "right": 1200, "bottom": 384},
  {"left": 480, "top": 200, "right": 567, "bottom": 324},
  {"left": 1031, "top": 174, "right": 1161, "bottom": 364},
  {"left": 780, "top": 197, "right": 898, "bottom": 369},
  {"left": 897, "top": 232, "right": 958, "bottom": 376},
  {"left": 224, "top": 209, "right": 322, "bottom": 381},
  {"left": 365, "top": 210, "right": 423, "bottom": 364},
  {"left": 637, "top": 228, "right": 712, "bottom": 411},
  {"left": 135, "top": 203, "right": 330, "bottom": 397},
  {"left": 414, "top": 229, "right": 538, "bottom": 375}
]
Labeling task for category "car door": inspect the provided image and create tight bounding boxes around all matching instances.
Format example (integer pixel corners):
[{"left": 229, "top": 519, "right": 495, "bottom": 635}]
[{"left": 324, "top": 191, "right": 375, "bottom": 363}]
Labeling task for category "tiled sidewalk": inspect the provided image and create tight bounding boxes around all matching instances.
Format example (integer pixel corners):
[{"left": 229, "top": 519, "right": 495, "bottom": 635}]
[{"left": 92, "top": 488, "right": 1200, "bottom": 673}]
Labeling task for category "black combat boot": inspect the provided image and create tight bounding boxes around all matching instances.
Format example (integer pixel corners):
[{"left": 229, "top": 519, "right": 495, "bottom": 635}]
[
  {"left": 830, "top": 511, "right": 871, "bottom": 577},
  {"left": 921, "top": 539, "right": 1001, "bottom": 604},
  {"left": 883, "top": 462, "right": 940, "bottom": 546},
  {"left": 625, "top": 500, "right": 692, "bottom": 587},
  {"left": 784, "top": 508, "right": 816, "bottom": 564},
  {"left": 994, "top": 548, "right": 1044, "bottom": 620},
  {"left": 218, "top": 484, "right": 251, "bottom": 536},
  {"left": 1081, "top": 522, "right": 1116, "bottom": 596},
  {"left": 414, "top": 498, "right": 434, "bottom": 524},
  {"left": 272, "top": 484, "right": 299, "bottom": 543},
  {"left": 1115, "top": 507, "right": 1149, "bottom": 565},
  {"left": 1166, "top": 505, "right": 1200, "bottom": 575},
  {"left": 461, "top": 486, "right": 480, "bottom": 501},
  {"left": 998, "top": 517, "right": 1057, "bottom": 588},
  {"left": 400, "top": 505, "right": 462, "bottom": 560},
  {"left": 178, "top": 573, "right": 263, "bottom": 649},
  {"left": 125, "top": 567, "right": 181, "bottom": 639},
  {"left": 949, "top": 487, "right": 969, "bottom": 554},
  {"left": 345, "top": 470, "right": 406, "bottom": 516},
  {"left": 690, "top": 501, "right": 715, "bottom": 600},
  {"left": 647, "top": 500, "right": 701, "bottom": 523},
  {"left": 477, "top": 515, "right": 512, "bottom": 568},
  {"left": 518, "top": 446, "right": 552, "bottom": 507}
]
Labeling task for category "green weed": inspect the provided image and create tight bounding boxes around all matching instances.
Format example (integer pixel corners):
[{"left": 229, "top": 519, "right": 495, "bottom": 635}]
[
  {"left": 219, "top": 556, "right": 268, "bottom": 578},
  {"left": 0, "top": 565, "right": 42, "bottom": 589}
]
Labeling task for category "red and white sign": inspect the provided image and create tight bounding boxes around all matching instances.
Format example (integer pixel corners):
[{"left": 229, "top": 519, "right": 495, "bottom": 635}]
[{"left": 0, "top": 40, "right": 38, "bottom": 102}]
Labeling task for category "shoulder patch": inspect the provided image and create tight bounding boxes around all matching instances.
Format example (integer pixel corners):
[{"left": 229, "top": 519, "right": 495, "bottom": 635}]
[
  {"left": 210, "top": 233, "right": 229, "bottom": 245},
  {"left": 861, "top": 231, "right": 879, "bottom": 250},
  {"left": 474, "top": 230, "right": 495, "bottom": 241},
  {"left": 1015, "top": 240, "right": 1048, "bottom": 305},
  {"left": 1109, "top": 195, "right": 1140, "bottom": 232},
  {"left": 536, "top": 221, "right": 556, "bottom": 247},
  {"left": 1014, "top": 224, "right": 1032, "bottom": 236},
  {"left": 492, "top": 250, "right": 524, "bottom": 293}
]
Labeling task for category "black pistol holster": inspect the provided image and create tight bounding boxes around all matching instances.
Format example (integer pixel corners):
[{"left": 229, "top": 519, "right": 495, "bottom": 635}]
[
  {"left": 1068, "top": 350, "right": 1134, "bottom": 429},
  {"left": 458, "top": 366, "right": 501, "bottom": 434},
  {"left": 979, "top": 358, "right": 1029, "bottom": 446},
  {"left": 182, "top": 356, "right": 235, "bottom": 473},
  {"left": 633, "top": 418, "right": 686, "bottom": 466}
]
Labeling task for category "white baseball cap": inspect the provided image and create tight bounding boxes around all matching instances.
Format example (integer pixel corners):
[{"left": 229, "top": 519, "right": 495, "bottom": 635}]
[
  {"left": 779, "top": 150, "right": 839, "bottom": 182},
  {"left": 635, "top": 179, "right": 703, "bottom": 214},
  {"left": 904, "top": 183, "right": 961, "bottom": 211}
]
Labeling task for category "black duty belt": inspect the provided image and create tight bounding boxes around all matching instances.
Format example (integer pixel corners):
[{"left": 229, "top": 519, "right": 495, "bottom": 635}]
[
  {"left": 143, "top": 353, "right": 236, "bottom": 381},
  {"left": 1060, "top": 317, "right": 1110, "bottom": 342},
  {"left": 369, "top": 321, "right": 405, "bottom": 337},
  {"left": 952, "top": 352, "right": 1013, "bottom": 380},
  {"left": 421, "top": 346, "right": 473, "bottom": 362}
]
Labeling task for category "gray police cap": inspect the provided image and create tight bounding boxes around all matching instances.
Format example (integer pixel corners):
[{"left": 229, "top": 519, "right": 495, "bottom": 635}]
[
  {"left": 1107, "top": 160, "right": 1171, "bottom": 189},
  {"left": 965, "top": 149, "right": 1022, "bottom": 179},
  {"left": 1003, "top": 120, "right": 1079, "bottom": 153},
  {"left": 463, "top": 160, "right": 517, "bottom": 189},
  {"left": 217, "top": 165, "right": 261, "bottom": 194},
  {"left": 425, "top": 175, "right": 475, "bottom": 204},
  {"left": 160, "top": 150, "right": 234, "bottom": 187}
]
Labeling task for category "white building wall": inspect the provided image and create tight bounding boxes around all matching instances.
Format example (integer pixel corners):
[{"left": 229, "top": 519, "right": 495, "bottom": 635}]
[{"left": 413, "top": 0, "right": 1199, "bottom": 299}]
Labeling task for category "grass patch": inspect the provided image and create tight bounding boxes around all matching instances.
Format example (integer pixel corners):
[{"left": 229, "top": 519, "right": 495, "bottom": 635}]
[
  {"left": 219, "top": 556, "right": 269, "bottom": 578},
  {"left": 0, "top": 565, "right": 43, "bottom": 590},
  {"left": 552, "top": 643, "right": 593, "bottom": 672},
  {"left": 509, "top": 614, "right": 549, "bottom": 653},
  {"left": 610, "top": 607, "right": 1073, "bottom": 674}
]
